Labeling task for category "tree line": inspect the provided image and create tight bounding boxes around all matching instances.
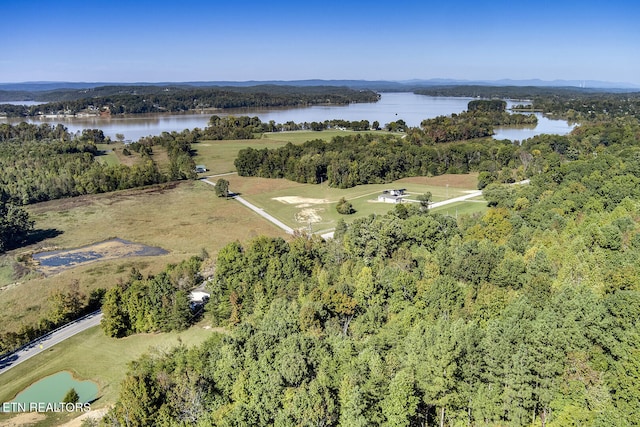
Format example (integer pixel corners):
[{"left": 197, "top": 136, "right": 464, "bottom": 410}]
[
  {"left": 101, "top": 256, "right": 204, "bottom": 338},
  {"left": 235, "top": 132, "right": 521, "bottom": 188},
  {"left": 0, "top": 85, "right": 380, "bottom": 117}
]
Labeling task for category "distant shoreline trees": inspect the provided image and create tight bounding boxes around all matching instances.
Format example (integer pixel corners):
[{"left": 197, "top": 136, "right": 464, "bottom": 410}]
[{"left": 0, "top": 85, "right": 380, "bottom": 118}]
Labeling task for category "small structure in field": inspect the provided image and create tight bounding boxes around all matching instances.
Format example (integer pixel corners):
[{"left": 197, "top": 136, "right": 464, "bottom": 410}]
[
  {"left": 377, "top": 189, "right": 406, "bottom": 203},
  {"left": 189, "top": 290, "right": 211, "bottom": 311},
  {"left": 195, "top": 165, "right": 207, "bottom": 173}
]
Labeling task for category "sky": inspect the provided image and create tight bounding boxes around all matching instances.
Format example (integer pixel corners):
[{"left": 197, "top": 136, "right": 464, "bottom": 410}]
[{"left": 1, "top": 0, "right": 639, "bottom": 86}]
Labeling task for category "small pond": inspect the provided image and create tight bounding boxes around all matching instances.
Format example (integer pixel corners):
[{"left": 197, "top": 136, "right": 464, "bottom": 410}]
[
  {"left": 11, "top": 371, "right": 98, "bottom": 405},
  {"left": 32, "top": 238, "right": 169, "bottom": 275}
]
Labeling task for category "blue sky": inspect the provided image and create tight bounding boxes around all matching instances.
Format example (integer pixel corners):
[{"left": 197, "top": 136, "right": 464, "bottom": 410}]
[{"left": 1, "top": 0, "right": 639, "bottom": 85}]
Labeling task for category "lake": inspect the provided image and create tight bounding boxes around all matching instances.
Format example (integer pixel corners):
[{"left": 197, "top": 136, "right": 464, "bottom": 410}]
[{"left": 0, "top": 92, "right": 574, "bottom": 141}]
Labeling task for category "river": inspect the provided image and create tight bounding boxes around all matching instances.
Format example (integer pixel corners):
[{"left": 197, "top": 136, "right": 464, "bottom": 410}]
[{"left": 0, "top": 93, "right": 574, "bottom": 141}]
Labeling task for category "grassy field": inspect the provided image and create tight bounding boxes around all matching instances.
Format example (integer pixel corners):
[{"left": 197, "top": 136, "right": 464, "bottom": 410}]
[
  {"left": 224, "top": 173, "right": 484, "bottom": 234},
  {"left": 191, "top": 130, "right": 394, "bottom": 175},
  {"left": 1, "top": 181, "right": 286, "bottom": 335},
  {"left": 192, "top": 138, "right": 291, "bottom": 175},
  {"left": 430, "top": 197, "right": 488, "bottom": 217},
  {"left": 0, "top": 323, "right": 218, "bottom": 426}
]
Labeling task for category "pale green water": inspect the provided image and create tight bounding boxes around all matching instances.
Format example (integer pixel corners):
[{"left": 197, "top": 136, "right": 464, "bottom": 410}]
[{"left": 11, "top": 371, "right": 98, "bottom": 404}]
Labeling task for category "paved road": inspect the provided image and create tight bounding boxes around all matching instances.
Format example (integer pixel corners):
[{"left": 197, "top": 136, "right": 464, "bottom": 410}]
[
  {"left": 201, "top": 178, "right": 294, "bottom": 234},
  {"left": 424, "top": 179, "right": 529, "bottom": 209},
  {"left": 0, "top": 311, "right": 103, "bottom": 376}
]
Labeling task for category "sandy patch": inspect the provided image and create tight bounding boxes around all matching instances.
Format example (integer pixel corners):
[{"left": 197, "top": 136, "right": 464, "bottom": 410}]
[
  {"left": 295, "top": 208, "right": 323, "bottom": 223},
  {"left": 58, "top": 407, "right": 110, "bottom": 427},
  {"left": 273, "top": 196, "right": 329, "bottom": 205}
]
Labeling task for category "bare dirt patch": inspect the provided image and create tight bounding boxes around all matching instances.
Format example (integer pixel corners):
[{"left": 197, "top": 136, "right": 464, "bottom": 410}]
[
  {"left": 59, "top": 407, "right": 110, "bottom": 427},
  {"left": 295, "top": 208, "right": 323, "bottom": 224},
  {"left": 273, "top": 196, "right": 329, "bottom": 205}
]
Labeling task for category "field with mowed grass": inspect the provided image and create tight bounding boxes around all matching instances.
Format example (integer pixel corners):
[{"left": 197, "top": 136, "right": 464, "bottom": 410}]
[
  {"left": 0, "top": 323, "right": 219, "bottom": 426},
  {"left": 223, "top": 173, "right": 484, "bottom": 234}
]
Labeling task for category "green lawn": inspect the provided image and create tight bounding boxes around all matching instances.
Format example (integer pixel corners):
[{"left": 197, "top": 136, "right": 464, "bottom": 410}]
[
  {"left": 260, "top": 129, "right": 391, "bottom": 145},
  {"left": 94, "top": 144, "right": 121, "bottom": 166},
  {"left": 430, "top": 198, "right": 489, "bottom": 217},
  {"left": 0, "top": 323, "right": 218, "bottom": 425},
  {"left": 226, "top": 174, "right": 485, "bottom": 234}
]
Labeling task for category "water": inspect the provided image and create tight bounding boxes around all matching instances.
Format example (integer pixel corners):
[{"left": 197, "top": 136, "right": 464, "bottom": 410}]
[
  {"left": 0, "top": 93, "right": 574, "bottom": 141},
  {"left": 0, "top": 101, "right": 44, "bottom": 106},
  {"left": 11, "top": 371, "right": 98, "bottom": 405},
  {"left": 494, "top": 113, "right": 576, "bottom": 141}
]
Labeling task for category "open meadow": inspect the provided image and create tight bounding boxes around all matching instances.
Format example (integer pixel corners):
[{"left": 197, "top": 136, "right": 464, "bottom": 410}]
[{"left": 0, "top": 181, "right": 286, "bottom": 334}]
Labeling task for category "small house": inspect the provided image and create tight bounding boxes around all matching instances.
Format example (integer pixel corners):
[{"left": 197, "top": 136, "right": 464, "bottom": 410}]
[{"left": 378, "top": 189, "right": 406, "bottom": 203}]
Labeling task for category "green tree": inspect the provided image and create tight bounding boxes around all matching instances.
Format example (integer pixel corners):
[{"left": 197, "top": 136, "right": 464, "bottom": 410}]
[
  {"left": 215, "top": 178, "right": 230, "bottom": 198},
  {"left": 381, "top": 369, "right": 419, "bottom": 427},
  {"left": 417, "top": 192, "right": 432, "bottom": 211},
  {"left": 63, "top": 388, "right": 79, "bottom": 404},
  {"left": 0, "top": 200, "right": 34, "bottom": 252},
  {"left": 336, "top": 197, "right": 355, "bottom": 215},
  {"left": 100, "top": 285, "right": 130, "bottom": 338}
]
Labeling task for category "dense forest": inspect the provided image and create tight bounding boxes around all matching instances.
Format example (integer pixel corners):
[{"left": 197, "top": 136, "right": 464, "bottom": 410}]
[
  {"left": 98, "top": 92, "right": 640, "bottom": 426},
  {"left": 235, "top": 133, "right": 521, "bottom": 188},
  {"left": 0, "top": 85, "right": 380, "bottom": 117},
  {"left": 0, "top": 122, "right": 198, "bottom": 206},
  {"left": 101, "top": 256, "right": 204, "bottom": 338}
]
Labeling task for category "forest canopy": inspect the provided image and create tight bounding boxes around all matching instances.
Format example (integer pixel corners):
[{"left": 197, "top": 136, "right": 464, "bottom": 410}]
[{"left": 103, "top": 91, "right": 640, "bottom": 426}]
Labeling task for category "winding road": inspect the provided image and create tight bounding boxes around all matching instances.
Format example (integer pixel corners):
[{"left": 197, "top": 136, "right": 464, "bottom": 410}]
[{"left": 0, "top": 311, "right": 103, "bottom": 376}]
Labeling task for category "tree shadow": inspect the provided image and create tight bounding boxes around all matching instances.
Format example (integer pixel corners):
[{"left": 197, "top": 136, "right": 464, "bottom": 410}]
[{"left": 23, "top": 228, "right": 63, "bottom": 246}]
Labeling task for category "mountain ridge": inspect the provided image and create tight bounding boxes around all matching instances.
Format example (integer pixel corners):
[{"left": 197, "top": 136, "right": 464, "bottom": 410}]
[{"left": 1, "top": 78, "right": 638, "bottom": 92}]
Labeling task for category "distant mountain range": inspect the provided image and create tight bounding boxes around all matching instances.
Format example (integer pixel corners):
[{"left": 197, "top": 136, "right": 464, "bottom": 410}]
[{"left": 1, "top": 78, "right": 638, "bottom": 92}]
